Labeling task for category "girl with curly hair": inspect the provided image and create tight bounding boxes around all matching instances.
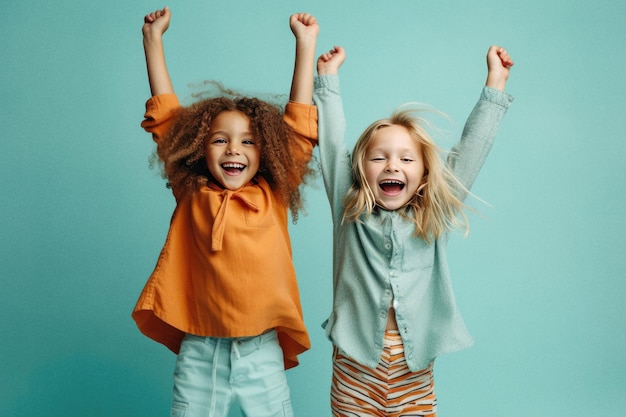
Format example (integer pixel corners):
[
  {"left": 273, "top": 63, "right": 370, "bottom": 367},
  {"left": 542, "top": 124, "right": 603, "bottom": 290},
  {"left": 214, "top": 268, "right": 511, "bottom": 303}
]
[
  {"left": 314, "top": 45, "right": 514, "bottom": 416},
  {"left": 132, "top": 7, "right": 319, "bottom": 417}
]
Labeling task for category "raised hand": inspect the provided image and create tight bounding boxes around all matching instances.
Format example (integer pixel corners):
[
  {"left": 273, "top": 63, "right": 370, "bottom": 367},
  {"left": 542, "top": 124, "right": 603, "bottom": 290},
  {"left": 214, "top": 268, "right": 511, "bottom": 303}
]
[
  {"left": 485, "top": 45, "right": 514, "bottom": 91},
  {"left": 317, "top": 46, "right": 346, "bottom": 75},
  {"left": 290, "top": 13, "right": 319, "bottom": 42},
  {"left": 143, "top": 6, "right": 171, "bottom": 40}
]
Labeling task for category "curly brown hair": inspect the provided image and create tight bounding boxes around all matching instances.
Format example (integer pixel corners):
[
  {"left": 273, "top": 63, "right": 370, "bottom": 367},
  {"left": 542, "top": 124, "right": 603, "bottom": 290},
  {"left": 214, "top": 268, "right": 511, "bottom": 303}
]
[{"left": 153, "top": 92, "right": 314, "bottom": 222}]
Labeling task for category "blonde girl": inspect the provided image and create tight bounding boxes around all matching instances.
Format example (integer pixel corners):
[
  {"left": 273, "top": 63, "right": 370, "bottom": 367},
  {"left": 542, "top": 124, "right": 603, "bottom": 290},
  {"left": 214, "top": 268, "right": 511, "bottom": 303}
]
[{"left": 314, "top": 45, "right": 514, "bottom": 416}]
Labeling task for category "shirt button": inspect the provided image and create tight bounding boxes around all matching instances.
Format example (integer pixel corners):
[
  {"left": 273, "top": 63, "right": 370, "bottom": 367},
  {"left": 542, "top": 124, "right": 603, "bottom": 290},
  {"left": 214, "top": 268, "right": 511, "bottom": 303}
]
[{"left": 384, "top": 243, "right": 391, "bottom": 250}]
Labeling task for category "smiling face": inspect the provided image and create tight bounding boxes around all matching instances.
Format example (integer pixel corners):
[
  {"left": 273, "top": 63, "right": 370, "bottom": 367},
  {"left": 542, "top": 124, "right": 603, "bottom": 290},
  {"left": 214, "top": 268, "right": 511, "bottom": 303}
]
[
  {"left": 204, "top": 110, "right": 261, "bottom": 190},
  {"left": 362, "top": 124, "right": 425, "bottom": 210}
]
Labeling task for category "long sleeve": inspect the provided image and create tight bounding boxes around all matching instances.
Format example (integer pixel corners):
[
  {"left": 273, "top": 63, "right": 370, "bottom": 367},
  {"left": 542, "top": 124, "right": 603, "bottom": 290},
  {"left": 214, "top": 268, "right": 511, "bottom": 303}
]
[
  {"left": 315, "top": 81, "right": 516, "bottom": 372},
  {"left": 448, "top": 87, "right": 514, "bottom": 199},
  {"left": 313, "top": 75, "right": 352, "bottom": 222}
]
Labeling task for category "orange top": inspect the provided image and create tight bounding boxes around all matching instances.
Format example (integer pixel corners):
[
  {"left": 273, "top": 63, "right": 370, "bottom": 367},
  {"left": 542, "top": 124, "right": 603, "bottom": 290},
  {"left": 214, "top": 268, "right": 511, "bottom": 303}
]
[{"left": 132, "top": 94, "right": 318, "bottom": 369}]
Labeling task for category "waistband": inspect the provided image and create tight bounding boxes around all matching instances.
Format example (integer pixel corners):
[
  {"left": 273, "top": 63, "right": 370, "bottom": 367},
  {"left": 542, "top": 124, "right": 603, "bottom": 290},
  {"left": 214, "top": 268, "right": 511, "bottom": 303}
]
[
  {"left": 186, "top": 329, "right": 278, "bottom": 359},
  {"left": 233, "top": 329, "right": 277, "bottom": 357}
]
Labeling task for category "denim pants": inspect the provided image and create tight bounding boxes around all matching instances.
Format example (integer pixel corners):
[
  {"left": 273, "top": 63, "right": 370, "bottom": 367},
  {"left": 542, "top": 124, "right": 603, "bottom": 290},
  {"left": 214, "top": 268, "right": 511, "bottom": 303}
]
[{"left": 171, "top": 330, "right": 293, "bottom": 417}]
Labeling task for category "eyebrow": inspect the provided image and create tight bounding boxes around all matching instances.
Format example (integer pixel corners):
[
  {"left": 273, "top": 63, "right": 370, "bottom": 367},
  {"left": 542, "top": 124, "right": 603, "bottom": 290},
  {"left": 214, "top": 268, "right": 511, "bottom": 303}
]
[
  {"left": 208, "top": 130, "right": 254, "bottom": 137},
  {"left": 367, "top": 147, "right": 418, "bottom": 154}
]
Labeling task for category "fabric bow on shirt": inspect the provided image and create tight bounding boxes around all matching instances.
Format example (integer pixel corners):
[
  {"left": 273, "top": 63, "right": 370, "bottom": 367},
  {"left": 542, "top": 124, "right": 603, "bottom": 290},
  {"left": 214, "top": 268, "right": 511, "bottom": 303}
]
[{"left": 211, "top": 189, "right": 260, "bottom": 251}]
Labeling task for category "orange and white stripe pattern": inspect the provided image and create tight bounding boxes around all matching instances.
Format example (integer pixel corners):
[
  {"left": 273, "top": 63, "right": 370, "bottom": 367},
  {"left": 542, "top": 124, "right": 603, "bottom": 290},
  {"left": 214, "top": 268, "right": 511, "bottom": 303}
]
[{"left": 331, "top": 331, "right": 437, "bottom": 416}]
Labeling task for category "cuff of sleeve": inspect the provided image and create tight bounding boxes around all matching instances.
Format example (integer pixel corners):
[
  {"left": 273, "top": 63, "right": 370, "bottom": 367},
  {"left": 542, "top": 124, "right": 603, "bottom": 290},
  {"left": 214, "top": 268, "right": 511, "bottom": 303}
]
[
  {"left": 284, "top": 101, "right": 318, "bottom": 140},
  {"left": 141, "top": 94, "right": 181, "bottom": 129},
  {"left": 143, "top": 94, "right": 180, "bottom": 116},
  {"left": 481, "top": 87, "right": 514, "bottom": 108},
  {"left": 314, "top": 74, "right": 340, "bottom": 91}
]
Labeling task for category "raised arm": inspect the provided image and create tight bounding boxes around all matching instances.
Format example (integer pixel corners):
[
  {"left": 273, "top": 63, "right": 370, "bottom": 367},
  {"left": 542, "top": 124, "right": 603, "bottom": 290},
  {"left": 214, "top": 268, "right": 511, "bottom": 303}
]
[
  {"left": 289, "top": 13, "right": 319, "bottom": 104},
  {"left": 313, "top": 46, "right": 351, "bottom": 217},
  {"left": 143, "top": 7, "right": 175, "bottom": 96},
  {"left": 447, "top": 46, "right": 515, "bottom": 197}
]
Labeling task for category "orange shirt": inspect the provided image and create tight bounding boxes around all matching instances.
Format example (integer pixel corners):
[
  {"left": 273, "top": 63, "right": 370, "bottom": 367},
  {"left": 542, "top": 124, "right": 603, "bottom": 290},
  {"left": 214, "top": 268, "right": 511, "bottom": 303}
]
[{"left": 132, "top": 94, "right": 318, "bottom": 369}]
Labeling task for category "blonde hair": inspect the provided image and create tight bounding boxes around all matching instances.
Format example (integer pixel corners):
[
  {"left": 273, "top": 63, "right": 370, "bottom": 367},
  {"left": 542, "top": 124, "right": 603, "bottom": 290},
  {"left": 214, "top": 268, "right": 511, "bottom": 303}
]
[{"left": 342, "top": 107, "right": 469, "bottom": 243}]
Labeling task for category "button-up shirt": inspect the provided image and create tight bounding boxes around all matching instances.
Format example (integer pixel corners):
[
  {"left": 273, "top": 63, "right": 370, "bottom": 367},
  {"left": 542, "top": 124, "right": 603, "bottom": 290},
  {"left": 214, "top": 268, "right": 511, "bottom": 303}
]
[{"left": 314, "top": 75, "right": 513, "bottom": 371}]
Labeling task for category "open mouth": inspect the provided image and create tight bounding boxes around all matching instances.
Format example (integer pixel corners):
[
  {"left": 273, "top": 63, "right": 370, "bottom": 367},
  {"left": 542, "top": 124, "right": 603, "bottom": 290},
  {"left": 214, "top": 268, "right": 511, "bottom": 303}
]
[
  {"left": 379, "top": 180, "right": 405, "bottom": 194},
  {"left": 221, "top": 162, "right": 246, "bottom": 174}
]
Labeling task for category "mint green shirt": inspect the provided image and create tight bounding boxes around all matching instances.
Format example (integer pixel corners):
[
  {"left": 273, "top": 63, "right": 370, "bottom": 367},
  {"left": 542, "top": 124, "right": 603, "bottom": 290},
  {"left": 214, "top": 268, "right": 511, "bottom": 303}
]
[{"left": 314, "top": 75, "right": 514, "bottom": 371}]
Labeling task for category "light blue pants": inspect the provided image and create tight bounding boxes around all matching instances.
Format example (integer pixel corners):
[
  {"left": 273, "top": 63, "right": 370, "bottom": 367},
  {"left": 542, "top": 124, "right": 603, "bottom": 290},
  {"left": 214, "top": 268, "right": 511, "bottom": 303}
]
[{"left": 171, "top": 330, "right": 293, "bottom": 417}]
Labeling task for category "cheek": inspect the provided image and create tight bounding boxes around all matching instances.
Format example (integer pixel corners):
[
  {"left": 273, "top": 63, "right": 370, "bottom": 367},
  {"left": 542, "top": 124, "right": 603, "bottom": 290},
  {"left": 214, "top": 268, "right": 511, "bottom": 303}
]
[
  {"left": 252, "top": 149, "right": 261, "bottom": 166},
  {"left": 362, "top": 164, "right": 376, "bottom": 183},
  {"left": 418, "top": 167, "right": 426, "bottom": 182},
  {"left": 415, "top": 167, "right": 428, "bottom": 191},
  {"left": 247, "top": 150, "right": 261, "bottom": 171},
  {"left": 203, "top": 148, "right": 220, "bottom": 171}
]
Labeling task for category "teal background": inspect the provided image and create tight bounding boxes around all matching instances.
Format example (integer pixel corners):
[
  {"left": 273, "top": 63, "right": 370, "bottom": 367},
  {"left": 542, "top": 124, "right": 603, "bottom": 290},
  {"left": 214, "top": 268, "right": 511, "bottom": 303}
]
[{"left": 1, "top": 0, "right": 625, "bottom": 415}]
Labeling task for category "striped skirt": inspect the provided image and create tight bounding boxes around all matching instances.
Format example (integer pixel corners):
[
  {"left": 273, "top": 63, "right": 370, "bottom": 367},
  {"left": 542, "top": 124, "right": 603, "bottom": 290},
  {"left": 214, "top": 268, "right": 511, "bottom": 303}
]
[{"left": 331, "top": 331, "right": 437, "bottom": 417}]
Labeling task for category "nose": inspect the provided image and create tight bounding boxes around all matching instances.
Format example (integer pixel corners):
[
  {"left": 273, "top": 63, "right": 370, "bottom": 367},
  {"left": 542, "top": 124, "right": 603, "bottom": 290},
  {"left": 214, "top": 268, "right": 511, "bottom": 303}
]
[
  {"left": 385, "top": 160, "right": 399, "bottom": 172},
  {"left": 226, "top": 143, "right": 240, "bottom": 155}
]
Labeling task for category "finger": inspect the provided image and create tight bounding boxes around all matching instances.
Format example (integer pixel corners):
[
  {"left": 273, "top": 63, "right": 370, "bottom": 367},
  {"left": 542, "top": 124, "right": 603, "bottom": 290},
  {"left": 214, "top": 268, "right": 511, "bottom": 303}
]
[
  {"left": 498, "top": 49, "right": 514, "bottom": 67},
  {"left": 292, "top": 12, "right": 306, "bottom": 22},
  {"left": 157, "top": 6, "right": 169, "bottom": 17}
]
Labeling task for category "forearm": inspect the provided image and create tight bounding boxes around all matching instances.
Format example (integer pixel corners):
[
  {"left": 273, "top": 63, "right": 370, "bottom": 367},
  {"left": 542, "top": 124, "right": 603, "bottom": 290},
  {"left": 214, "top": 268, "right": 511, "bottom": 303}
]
[
  {"left": 313, "top": 75, "right": 346, "bottom": 151},
  {"left": 143, "top": 34, "right": 174, "bottom": 96},
  {"left": 289, "top": 36, "right": 316, "bottom": 104},
  {"left": 313, "top": 75, "right": 352, "bottom": 209},
  {"left": 485, "top": 73, "right": 507, "bottom": 91},
  {"left": 449, "top": 87, "right": 514, "bottom": 195}
]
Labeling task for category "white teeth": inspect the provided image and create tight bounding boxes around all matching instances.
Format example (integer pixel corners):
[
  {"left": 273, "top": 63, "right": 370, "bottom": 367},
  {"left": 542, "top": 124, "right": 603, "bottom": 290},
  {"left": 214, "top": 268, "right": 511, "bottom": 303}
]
[
  {"left": 222, "top": 163, "right": 245, "bottom": 169},
  {"left": 380, "top": 180, "right": 404, "bottom": 185}
]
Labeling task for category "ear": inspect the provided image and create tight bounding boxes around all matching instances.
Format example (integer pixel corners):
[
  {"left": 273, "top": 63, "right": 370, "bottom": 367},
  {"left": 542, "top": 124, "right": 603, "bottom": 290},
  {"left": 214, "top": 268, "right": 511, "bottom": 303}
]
[{"left": 416, "top": 172, "right": 428, "bottom": 196}]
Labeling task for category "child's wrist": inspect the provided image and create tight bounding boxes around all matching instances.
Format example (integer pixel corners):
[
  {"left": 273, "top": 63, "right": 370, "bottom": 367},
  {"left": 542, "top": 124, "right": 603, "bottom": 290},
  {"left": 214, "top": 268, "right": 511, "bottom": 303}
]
[
  {"left": 143, "top": 29, "right": 164, "bottom": 43},
  {"left": 485, "top": 74, "right": 507, "bottom": 91},
  {"left": 296, "top": 36, "right": 317, "bottom": 50}
]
